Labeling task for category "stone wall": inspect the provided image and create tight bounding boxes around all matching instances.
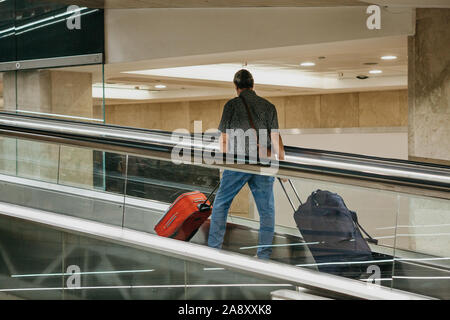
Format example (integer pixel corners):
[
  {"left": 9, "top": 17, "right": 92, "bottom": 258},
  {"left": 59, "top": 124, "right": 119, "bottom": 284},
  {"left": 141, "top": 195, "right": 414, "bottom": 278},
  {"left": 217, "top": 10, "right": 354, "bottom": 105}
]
[{"left": 105, "top": 89, "right": 408, "bottom": 132}]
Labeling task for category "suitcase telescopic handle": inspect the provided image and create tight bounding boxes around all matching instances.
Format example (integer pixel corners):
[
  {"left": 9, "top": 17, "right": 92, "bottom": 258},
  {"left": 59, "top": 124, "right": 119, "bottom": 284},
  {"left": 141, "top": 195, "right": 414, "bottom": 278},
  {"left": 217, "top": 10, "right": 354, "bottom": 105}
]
[
  {"left": 199, "top": 180, "right": 221, "bottom": 209},
  {"left": 277, "top": 178, "right": 303, "bottom": 212}
]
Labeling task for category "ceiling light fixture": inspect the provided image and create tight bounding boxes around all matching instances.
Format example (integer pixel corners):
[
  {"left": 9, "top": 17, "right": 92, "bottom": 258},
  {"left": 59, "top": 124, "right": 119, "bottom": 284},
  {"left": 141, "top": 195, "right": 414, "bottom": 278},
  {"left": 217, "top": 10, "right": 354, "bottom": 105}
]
[
  {"left": 300, "top": 62, "right": 315, "bottom": 67},
  {"left": 155, "top": 84, "right": 167, "bottom": 89},
  {"left": 369, "top": 70, "right": 383, "bottom": 74},
  {"left": 124, "top": 64, "right": 325, "bottom": 89},
  {"left": 381, "top": 55, "right": 397, "bottom": 60}
]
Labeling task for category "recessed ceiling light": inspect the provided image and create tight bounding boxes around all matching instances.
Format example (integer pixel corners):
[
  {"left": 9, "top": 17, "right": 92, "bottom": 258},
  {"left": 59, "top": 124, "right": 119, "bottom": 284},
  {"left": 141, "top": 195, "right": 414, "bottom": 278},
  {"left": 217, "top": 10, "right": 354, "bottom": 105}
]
[
  {"left": 300, "top": 62, "right": 315, "bottom": 67},
  {"left": 381, "top": 55, "right": 397, "bottom": 60},
  {"left": 369, "top": 70, "right": 383, "bottom": 74},
  {"left": 155, "top": 84, "right": 167, "bottom": 89}
]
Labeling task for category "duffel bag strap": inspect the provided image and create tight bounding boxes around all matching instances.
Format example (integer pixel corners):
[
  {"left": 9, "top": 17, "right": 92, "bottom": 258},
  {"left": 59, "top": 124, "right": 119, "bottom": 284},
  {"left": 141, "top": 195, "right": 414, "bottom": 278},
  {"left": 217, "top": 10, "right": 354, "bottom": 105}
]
[{"left": 349, "top": 210, "right": 378, "bottom": 245}]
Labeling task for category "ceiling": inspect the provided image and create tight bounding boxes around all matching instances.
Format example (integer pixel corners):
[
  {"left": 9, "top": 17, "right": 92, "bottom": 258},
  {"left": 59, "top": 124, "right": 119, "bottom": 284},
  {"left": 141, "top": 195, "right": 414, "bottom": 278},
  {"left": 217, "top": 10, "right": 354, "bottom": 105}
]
[
  {"left": 0, "top": 4, "right": 415, "bottom": 106},
  {"left": 0, "top": 23, "right": 410, "bottom": 106},
  {"left": 0, "top": 36, "right": 408, "bottom": 106},
  {"left": 68, "top": 36, "right": 408, "bottom": 105}
]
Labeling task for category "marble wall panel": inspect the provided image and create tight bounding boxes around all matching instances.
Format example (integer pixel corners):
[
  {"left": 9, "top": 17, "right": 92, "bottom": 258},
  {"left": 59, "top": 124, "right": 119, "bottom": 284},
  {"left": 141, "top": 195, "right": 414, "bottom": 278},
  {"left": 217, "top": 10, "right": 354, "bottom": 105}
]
[
  {"left": 359, "top": 90, "right": 405, "bottom": 127},
  {"left": 160, "top": 101, "right": 190, "bottom": 132},
  {"left": 189, "top": 99, "right": 221, "bottom": 132},
  {"left": 320, "top": 93, "right": 359, "bottom": 128},
  {"left": 266, "top": 96, "right": 286, "bottom": 129},
  {"left": 284, "top": 95, "right": 321, "bottom": 128}
]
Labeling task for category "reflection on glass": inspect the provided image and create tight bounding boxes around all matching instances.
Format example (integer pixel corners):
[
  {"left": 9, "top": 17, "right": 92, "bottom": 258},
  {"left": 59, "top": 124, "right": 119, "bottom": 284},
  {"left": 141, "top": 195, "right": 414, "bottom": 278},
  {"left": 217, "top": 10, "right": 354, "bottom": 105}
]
[
  {"left": 14, "top": 1, "right": 103, "bottom": 61},
  {"left": 123, "top": 155, "right": 220, "bottom": 203},
  {"left": 185, "top": 260, "right": 293, "bottom": 300},
  {"left": 0, "top": 0, "right": 15, "bottom": 63},
  {"left": 16, "top": 139, "right": 59, "bottom": 183},
  {"left": 0, "top": 71, "right": 16, "bottom": 112},
  {"left": 0, "top": 136, "right": 126, "bottom": 226},
  {"left": 0, "top": 214, "right": 64, "bottom": 299},
  {"left": 0, "top": 136, "right": 17, "bottom": 175}
]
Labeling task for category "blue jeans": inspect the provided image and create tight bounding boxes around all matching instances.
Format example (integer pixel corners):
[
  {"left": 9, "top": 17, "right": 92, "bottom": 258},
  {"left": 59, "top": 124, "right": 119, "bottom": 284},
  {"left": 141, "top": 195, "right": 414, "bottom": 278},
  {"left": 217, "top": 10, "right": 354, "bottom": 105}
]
[{"left": 207, "top": 170, "right": 275, "bottom": 259}]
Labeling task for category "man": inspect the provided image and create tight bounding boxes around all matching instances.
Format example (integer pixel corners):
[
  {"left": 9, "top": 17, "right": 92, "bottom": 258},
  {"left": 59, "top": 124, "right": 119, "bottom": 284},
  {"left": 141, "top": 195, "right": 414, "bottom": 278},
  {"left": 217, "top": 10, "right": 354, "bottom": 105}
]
[{"left": 207, "top": 69, "right": 286, "bottom": 259}]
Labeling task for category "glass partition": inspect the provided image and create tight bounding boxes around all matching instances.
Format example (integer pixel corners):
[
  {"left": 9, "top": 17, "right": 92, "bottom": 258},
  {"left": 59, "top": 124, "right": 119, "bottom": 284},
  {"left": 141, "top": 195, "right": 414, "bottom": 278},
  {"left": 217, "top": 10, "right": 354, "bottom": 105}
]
[
  {"left": 0, "top": 0, "right": 105, "bottom": 123},
  {"left": 121, "top": 155, "right": 449, "bottom": 299},
  {"left": 0, "top": 133, "right": 448, "bottom": 299},
  {"left": 0, "top": 135, "right": 125, "bottom": 226},
  {"left": 2, "top": 64, "right": 104, "bottom": 123},
  {"left": 0, "top": 214, "right": 294, "bottom": 300},
  {"left": 391, "top": 193, "right": 450, "bottom": 299}
]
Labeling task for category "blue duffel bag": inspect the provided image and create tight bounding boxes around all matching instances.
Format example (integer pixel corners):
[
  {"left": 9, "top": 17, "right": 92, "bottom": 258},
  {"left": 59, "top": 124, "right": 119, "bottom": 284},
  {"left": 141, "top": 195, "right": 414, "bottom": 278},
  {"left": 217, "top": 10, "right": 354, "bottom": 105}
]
[{"left": 279, "top": 179, "right": 378, "bottom": 278}]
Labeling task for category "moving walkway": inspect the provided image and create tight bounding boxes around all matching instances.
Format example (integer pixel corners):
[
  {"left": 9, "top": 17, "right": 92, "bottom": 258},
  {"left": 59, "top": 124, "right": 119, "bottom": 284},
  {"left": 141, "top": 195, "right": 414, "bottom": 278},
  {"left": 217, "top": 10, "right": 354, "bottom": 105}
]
[{"left": 0, "top": 113, "right": 448, "bottom": 300}]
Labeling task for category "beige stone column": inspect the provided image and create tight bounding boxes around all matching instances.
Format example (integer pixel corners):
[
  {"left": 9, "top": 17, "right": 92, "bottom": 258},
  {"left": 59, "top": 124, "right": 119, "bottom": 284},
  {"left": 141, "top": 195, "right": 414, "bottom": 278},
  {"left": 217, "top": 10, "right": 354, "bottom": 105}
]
[
  {"left": 406, "top": 9, "right": 450, "bottom": 258},
  {"left": 1, "top": 70, "right": 94, "bottom": 188},
  {"left": 408, "top": 9, "right": 450, "bottom": 161}
]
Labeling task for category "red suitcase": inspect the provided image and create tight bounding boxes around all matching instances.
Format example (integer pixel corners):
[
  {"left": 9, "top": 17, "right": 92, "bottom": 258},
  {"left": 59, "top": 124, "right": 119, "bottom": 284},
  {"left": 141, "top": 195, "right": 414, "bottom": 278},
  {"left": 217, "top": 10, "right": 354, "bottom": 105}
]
[{"left": 154, "top": 184, "right": 219, "bottom": 241}]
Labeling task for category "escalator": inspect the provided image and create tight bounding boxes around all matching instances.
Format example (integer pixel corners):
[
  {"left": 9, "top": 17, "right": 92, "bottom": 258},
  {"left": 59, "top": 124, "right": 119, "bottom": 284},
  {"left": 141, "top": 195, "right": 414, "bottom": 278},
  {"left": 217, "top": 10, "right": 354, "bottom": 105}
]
[{"left": 0, "top": 113, "right": 448, "bottom": 300}]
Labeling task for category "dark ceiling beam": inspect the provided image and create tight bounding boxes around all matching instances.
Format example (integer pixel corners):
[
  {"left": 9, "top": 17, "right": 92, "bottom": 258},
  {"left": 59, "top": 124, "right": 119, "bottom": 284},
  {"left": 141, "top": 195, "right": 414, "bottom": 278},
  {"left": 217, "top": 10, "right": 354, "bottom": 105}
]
[{"left": 44, "top": 0, "right": 366, "bottom": 9}]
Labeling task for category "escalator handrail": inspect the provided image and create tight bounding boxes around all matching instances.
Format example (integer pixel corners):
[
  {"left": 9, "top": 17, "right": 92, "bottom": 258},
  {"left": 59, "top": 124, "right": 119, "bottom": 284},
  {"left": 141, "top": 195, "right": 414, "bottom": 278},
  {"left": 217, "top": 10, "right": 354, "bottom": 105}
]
[{"left": 0, "top": 113, "right": 448, "bottom": 196}]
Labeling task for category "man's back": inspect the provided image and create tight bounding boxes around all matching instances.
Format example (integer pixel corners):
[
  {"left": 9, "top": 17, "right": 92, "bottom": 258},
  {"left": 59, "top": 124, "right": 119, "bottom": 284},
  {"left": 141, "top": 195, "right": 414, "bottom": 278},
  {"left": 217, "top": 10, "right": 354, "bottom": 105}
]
[
  {"left": 208, "top": 69, "right": 282, "bottom": 260},
  {"left": 218, "top": 89, "right": 279, "bottom": 156}
]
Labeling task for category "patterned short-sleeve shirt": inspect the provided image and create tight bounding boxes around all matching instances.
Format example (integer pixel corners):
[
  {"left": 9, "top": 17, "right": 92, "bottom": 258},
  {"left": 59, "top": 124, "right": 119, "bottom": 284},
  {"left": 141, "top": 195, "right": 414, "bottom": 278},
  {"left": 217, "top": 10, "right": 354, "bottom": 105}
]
[{"left": 218, "top": 89, "right": 279, "bottom": 156}]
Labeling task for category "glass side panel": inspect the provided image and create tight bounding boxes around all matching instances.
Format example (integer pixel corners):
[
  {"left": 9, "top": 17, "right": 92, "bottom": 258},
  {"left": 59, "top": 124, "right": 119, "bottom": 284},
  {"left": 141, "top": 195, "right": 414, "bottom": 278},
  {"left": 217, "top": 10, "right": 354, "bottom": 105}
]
[
  {"left": 0, "top": 71, "right": 15, "bottom": 112},
  {"left": 0, "top": 214, "right": 295, "bottom": 300},
  {"left": 0, "top": 136, "right": 17, "bottom": 176},
  {"left": 392, "top": 193, "right": 450, "bottom": 299},
  {"left": 61, "top": 231, "right": 187, "bottom": 300},
  {"left": 0, "top": 134, "right": 448, "bottom": 299},
  {"left": 124, "top": 155, "right": 220, "bottom": 203},
  {"left": 0, "top": 215, "right": 64, "bottom": 300},
  {"left": 16, "top": 138, "right": 60, "bottom": 183},
  {"left": 185, "top": 260, "right": 293, "bottom": 300},
  {"left": 123, "top": 157, "right": 398, "bottom": 285},
  {"left": 120, "top": 149, "right": 446, "bottom": 299},
  {"left": 0, "top": 135, "right": 126, "bottom": 226}
]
